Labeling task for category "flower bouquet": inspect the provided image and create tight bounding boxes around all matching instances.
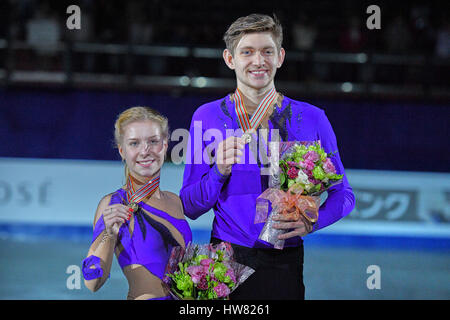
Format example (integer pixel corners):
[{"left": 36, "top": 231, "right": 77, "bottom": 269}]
[
  {"left": 163, "top": 242, "right": 255, "bottom": 300},
  {"left": 255, "top": 140, "right": 344, "bottom": 249}
]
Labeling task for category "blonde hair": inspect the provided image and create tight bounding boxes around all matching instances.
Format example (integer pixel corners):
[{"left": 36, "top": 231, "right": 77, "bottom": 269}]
[
  {"left": 223, "top": 13, "right": 283, "bottom": 55},
  {"left": 114, "top": 106, "right": 169, "bottom": 180}
]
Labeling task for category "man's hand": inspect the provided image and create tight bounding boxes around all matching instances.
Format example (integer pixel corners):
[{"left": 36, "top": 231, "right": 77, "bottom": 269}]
[
  {"left": 216, "top": 136, "right": 245, "bottom": 176},
  {"left": 272, "top": 214, "right": 313, "bottom": 239}
]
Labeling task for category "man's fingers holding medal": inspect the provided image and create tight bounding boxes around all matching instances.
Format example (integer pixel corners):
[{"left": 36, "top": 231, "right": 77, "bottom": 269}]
[
  {"left": 221, "top": 136, "right": 245, "bottom": 160},
  {"left": 272, "top": 215, "right": 313, "bottom": 239},
  {"left": 216, "top": 136, "right": 245, "bottom": 176}
]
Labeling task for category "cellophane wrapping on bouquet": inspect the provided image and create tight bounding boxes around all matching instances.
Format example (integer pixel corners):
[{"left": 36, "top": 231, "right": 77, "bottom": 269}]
[
  {"left": 163, "top": 242, "right": 255, "bottom": 300},
  {"left": 255, "top": 140, "right": 344, "bottom": 249}
]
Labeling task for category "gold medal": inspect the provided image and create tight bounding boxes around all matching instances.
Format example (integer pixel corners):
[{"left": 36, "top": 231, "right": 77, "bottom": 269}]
[{"left": 129, "top": 202, "right": 139, "bottom": 213}]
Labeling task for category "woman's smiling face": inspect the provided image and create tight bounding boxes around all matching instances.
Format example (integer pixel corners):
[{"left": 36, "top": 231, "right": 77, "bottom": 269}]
[{"left": 119, "top": 120, "right": 168, "bottom": 182}]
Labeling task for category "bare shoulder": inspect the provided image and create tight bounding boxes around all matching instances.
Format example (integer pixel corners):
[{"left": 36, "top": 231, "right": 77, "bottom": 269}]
[
  {"left": 161, "top": 191, "right": 185, "bottom": 220},
  {"left": 93, "top": 193, "right": 113, "bottom": 225},
  {"left": 98, "top": 193, "right": 113, "bottom": 207}
]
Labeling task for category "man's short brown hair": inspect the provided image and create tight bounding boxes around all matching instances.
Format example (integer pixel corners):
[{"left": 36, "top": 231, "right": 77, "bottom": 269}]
[{"left": 223, "top": 13, "right": 283, "bottom": 55}]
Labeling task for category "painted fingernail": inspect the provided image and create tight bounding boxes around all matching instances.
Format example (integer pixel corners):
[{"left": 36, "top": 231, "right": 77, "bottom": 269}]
[{"left": 128, "top": 208, "right": 133, "bottom": 213}]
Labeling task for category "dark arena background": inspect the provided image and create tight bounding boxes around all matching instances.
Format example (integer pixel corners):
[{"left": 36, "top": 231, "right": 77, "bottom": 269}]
[{"left": 0, "top": 0, "right": 448, "bottom": 300}]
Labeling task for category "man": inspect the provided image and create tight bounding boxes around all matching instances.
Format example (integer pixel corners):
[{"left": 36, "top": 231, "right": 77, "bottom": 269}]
[{"left": 180, "top": 13, "right": 355, "bottom": 300}]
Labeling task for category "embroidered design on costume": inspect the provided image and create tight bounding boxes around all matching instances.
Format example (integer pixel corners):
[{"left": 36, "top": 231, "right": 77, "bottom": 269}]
[
  {"left": 270, "top": 102, "right": 292, "bottom": 141},
  {"left": 117, "top": 191, "right": 180, "bottom": 252},
  {"left": 220, "top": 98, "right": 233, "bottom": 120}
]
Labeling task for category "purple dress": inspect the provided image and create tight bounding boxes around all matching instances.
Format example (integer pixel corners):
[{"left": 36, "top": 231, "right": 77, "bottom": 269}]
[
  {"left": 83, "top": 188, "right": 192, "bottom": 300},
  {"left": 180, "top": 95, "right": 355, "bottom": 248}
]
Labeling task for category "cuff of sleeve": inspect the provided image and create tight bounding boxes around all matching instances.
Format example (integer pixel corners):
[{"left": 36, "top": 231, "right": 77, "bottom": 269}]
[
  {"left": 211, "top": 163, "right": 228, "bottom": 183},
  {"left": 82, "top": 255, "right": 104, "bottom": 280}
]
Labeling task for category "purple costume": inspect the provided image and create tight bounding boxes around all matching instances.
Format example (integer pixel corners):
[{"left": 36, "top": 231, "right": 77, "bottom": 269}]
[
  {"left": 82, "top": 188, "right": 192, "bottom": 300},
  {"left": 180, "top": 95, "right": 355, "bottom": 248}
]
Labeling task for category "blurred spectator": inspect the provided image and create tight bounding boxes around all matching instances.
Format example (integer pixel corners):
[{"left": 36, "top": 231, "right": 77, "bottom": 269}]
[
  {"left": 128, "top": 2, "right": 154, "bottom": 45},
  {"left": 409, "top": 5, "right": 435, "bottom": 54},
  {"left": 292, "top": 14, "right": 317, "bottom": 51},
  {"left": 171, "top": 24, "right": 190, "bottom": 45},
  {"left": 26, "top": 2, "right": 61, "bottom": 56},
  {"left": 64, "top": 1, "right": 95, "bottom": 73},
  {"left": 127, "top": 1, "right": 167, "bottom": 76},
  {"left": 383, "top": 16, "right": 412, "bottom": 54},
  {"left": 1, "top": 0, "right": 446, "bottom": 86},
  {"left": 435, "top": 21, "right": 450, "bottom": 59},
  {"left": 339, "top": 15, "right": 367, "bottom": 52},
  {"left": 9, "top": 0, "right": 34, "bottom": 41},
  {"left": 199, "top": 25, "right": 217, "bottom": 46},
  {"left": 25, "top": 1, "right": 61, "bottom": 70},
  {"left": 0, "top": 0, "right": 11, "bottom": 39},
  {"left": 92, "top": 0, "right": 127, "bottom": 73}
]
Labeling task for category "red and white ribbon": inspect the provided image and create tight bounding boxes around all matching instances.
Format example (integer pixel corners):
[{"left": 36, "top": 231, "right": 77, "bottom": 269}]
[
  {"left": 234, "top": 87, "right": 277, "bottom": 133},
  {"left": 126, "top": 176, "right": 160, "bottom": 210}
]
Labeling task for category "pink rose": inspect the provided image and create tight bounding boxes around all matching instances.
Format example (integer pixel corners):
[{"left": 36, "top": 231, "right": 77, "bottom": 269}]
[
  {"left": 214, "top": 282, "right": 230, "bottom": 298},
  {"left": 200, "top": 258, "right": 214, "bottom": 267},
  {"left": 225, "top": 268, "right": 236, "bottom": 283},
  {"left": 322, "top": 158, "right": 336, "bottom": 174},
  {"left": 308, "top": 177, "right": 321, "bottom": 185},
  {"left": 304, "top": 169, "right": 313, "bottom": 178},
  {"left": 203, "top": 264, "right": 211, "bottom": 274},
  {"left": 287, "top": 161, "right": 299, "bottom": 167},
  {"left": 304, "top": 150, "right": 320, "bottom": 162},
  {"left": 287, "top": 166, "right": 299, "bottom": 179},
  {"left": 197, "top": 276, "right": 209, "bottom": 290},
  {"left": 306, "top": 160, "right": 315, "bottom": 171},
  {"left": 299, "top": 159, "right": 315, "bottom": 171},
  {"left": 186, "top": 265, "right": 206, "bottom": 284}
]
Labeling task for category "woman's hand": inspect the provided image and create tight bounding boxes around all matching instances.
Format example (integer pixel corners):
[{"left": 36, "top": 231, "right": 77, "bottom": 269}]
[{"left": 103, "top": 204, "right": 131, "bottom": 237}]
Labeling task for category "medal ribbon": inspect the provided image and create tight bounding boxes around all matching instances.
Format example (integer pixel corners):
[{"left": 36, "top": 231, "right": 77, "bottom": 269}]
[
  {"left": 234, "top": 87, "right": 277, "bottom": 132},
  {"left": 126, "top": 176, "right": 160, "bottom": 206}
]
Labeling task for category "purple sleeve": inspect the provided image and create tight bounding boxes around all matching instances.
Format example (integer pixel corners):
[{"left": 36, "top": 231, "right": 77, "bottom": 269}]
[
  {"left": 311, "top": 110, "right": 355, "bottom": 232},
  {"left": 180, "top": 112, "right": 228, "bottom": 220}
]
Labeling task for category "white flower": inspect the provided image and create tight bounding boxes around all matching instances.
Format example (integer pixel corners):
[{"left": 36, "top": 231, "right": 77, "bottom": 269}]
[
  {"left": 296, "top": 170, "right": 309, "bottom": 185},
  {"left": 304, "top": 183, "right": 314, "bottom": 192}
]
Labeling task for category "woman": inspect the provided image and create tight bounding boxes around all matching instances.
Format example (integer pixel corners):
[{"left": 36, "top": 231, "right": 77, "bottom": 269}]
[{"left": 82, "top": 106, "right": 192, "bottom": 300}]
